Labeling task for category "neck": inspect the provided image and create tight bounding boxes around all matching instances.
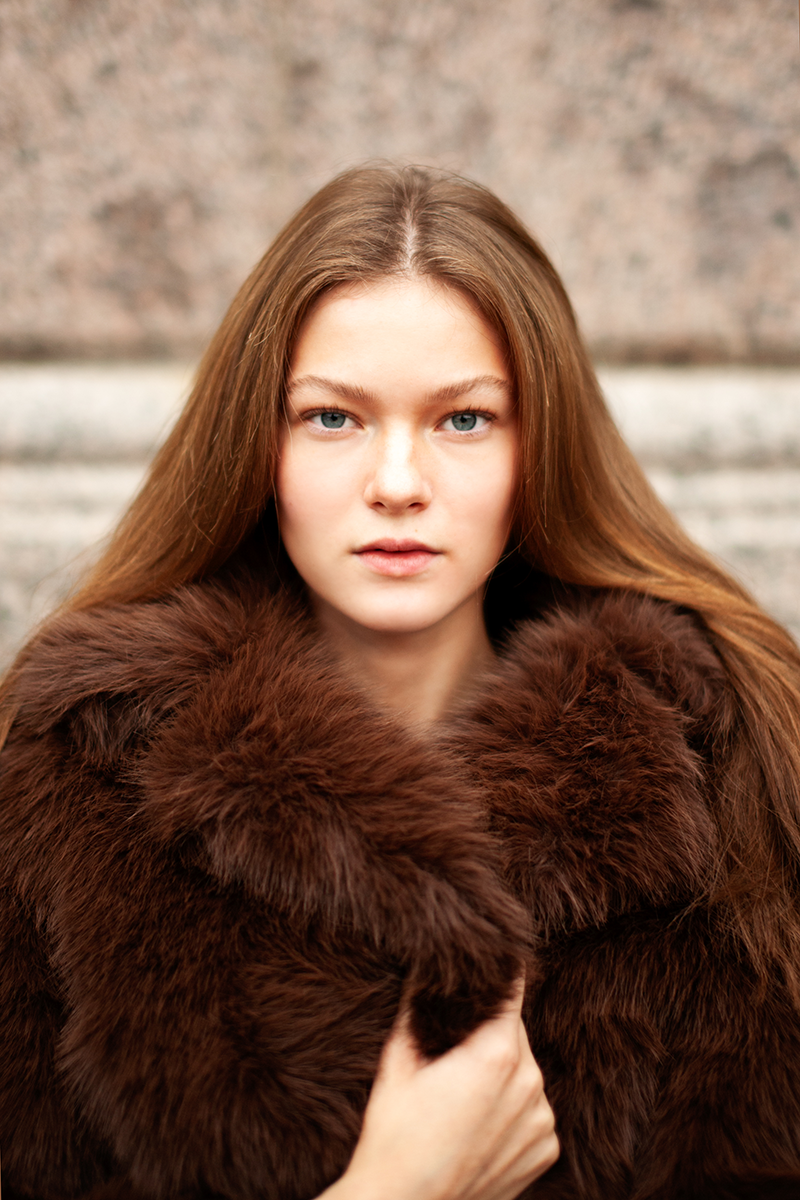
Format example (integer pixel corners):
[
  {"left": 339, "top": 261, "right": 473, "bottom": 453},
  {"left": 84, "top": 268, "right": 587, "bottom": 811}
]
[{"left": 312, "top": 597, "right": 495, "bottom": 726}]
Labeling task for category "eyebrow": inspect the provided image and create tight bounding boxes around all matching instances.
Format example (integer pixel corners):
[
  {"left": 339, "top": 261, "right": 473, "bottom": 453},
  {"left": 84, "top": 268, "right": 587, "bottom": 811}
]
[{"left": 286, "top": 374, "right": 512, "bottom": 405}]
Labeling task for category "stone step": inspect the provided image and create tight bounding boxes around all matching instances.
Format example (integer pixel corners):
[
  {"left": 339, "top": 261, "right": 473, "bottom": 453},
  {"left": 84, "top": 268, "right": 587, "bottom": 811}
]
[
  {"left": 2, "top": 364, "right": 799, "bottom": 466},
  {"left": 601, "top": 369, "right": 800, "bottom": 468},
  {"left": 0, "top": 363, "right": 193, "bottom": 462},
  {"left": 1, "top": 365, "right": 799, "bottom": 666}
]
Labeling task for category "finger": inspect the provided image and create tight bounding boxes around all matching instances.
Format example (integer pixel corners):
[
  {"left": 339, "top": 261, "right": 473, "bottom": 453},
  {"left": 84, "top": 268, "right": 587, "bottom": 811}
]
[
  {"left": 501, "top": 973, "right": 535, "bottom": 1064},
  {"left": 494, "top": 971, "right": 527, "bottom": 1024},
  {"left": 517, "top": 1010, "right": 532, "bottom": 1063},
  {"left": 375, "top": 1006, "right": 425, "bottom": 1084}
]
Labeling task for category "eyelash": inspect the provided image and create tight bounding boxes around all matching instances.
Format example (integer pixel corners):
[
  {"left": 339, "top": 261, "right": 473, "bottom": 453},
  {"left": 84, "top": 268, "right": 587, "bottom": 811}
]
[
  {"left": 303, "top": 407, "right": 356, "bottom": 430},
  {"left": 440, "top": 407, "right": 493, "bottom": 434},
  {"left": 302, "top": 407, "right": 495, "bottom": 433}
]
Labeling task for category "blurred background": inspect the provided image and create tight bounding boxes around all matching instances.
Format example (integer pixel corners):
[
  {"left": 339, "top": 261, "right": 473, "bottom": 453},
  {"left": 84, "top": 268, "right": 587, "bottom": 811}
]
[{"left": 1, "top": 0, "right": 799, "bottom": 664}]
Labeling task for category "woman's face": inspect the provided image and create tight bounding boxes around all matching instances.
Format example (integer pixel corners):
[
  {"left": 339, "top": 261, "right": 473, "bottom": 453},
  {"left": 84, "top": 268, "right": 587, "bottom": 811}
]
[{"left": 277, "top": 275, "right": 517, "bottom": 638}]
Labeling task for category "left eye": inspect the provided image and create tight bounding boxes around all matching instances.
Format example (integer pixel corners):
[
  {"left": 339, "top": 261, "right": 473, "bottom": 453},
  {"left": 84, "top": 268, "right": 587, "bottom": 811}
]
[
  {"left": 310, "top": 411, "right": 351, "bottom": 429},
  {"left": 442, "top": 412, "right": 488, "bottom": 433}
]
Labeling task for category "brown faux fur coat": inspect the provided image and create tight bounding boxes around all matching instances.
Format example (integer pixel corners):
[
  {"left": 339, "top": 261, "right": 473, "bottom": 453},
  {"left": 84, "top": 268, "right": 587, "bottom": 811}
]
[{"left": 2, "top": 573, "right": 800, "bottom": 1200}]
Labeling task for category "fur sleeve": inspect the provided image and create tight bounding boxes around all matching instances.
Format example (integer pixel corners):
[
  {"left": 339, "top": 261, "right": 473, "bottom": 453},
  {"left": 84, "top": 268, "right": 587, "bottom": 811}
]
[
  {"left": 0, "top": 863, "right": 111, "bottom": 1196},
  {"left": 0, "top": 720, "right": 121, "bottom": 1197}
]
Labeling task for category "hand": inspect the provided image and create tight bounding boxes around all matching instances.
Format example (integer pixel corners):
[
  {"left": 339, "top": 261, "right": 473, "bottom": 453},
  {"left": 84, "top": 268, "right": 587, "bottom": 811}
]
[{"left": 320, "top": 978, "right": 559, "bottom": 1200}]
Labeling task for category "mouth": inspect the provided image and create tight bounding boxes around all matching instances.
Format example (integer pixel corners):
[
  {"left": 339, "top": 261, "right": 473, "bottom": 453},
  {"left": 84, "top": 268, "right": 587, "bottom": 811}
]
[{"left": 354, "top": 539, "right": 441, "bottom": 578}]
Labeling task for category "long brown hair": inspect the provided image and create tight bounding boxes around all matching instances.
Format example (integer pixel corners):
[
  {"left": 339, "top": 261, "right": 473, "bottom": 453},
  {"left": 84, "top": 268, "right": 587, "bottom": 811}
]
[{"left": 5, "top": 163, "right": 800, "bottom": 987}]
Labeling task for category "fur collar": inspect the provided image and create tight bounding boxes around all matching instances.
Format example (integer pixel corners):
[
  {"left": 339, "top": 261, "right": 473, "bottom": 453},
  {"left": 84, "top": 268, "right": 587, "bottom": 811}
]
[{"left": 9, "top": 573, "right": 726, "bottom": 953}]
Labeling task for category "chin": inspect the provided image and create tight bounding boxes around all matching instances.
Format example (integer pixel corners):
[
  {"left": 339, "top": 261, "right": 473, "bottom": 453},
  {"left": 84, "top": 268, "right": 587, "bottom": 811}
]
[{"left": 344, "top": 600, "right": 455, "bottom": 637}]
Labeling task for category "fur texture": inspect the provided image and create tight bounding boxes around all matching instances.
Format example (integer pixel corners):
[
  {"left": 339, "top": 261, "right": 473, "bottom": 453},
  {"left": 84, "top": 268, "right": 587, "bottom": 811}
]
[{"left": 2, "top": 576, "right": 800, "bottom": 1199}]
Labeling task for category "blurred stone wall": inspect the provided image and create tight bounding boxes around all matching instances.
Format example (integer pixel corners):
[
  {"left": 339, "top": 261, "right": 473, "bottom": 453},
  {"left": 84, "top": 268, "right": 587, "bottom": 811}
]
[{"left": 1, "top": 0, "right": 798, "bottom": 364}]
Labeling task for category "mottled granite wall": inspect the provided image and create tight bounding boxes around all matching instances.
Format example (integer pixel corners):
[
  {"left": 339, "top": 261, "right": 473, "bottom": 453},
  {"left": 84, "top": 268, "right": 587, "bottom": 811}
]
[{"left": 1, "top": 0, "right": 798, "bottom": 363}]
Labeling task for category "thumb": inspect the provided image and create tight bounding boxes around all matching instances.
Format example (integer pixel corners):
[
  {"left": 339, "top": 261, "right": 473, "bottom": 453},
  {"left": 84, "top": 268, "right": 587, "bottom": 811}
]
[
  {"left": 494, "top": 971, "right": 526, "bottom": 1023},
  {"left": 374, "top": 1004, "right": 427, "bottom": 1086}
]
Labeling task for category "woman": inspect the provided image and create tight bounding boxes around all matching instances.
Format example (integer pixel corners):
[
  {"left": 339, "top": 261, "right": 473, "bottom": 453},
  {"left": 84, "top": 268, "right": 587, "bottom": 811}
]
[{"left": 2, "top": 164, "right": 800, "bottom": 1199}]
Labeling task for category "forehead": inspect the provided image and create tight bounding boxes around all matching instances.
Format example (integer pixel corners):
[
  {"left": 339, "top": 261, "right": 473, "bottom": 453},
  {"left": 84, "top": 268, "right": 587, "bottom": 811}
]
[{"left": 289, "top": 276, "right": 509, "bottom": 390}]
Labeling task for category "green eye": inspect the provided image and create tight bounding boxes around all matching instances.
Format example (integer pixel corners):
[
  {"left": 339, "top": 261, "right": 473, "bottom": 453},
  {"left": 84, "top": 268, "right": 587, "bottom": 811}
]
[
  {"left": 449, "top": 412, "right": 478, "bottom": 432},
  {"left": 319, "top": 412, "right": 347, "bottom": 429}
]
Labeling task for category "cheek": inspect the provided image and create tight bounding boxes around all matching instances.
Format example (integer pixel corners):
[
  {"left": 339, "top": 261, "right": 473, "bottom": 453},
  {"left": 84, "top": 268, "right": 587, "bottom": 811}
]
[
  {"left": 275, "top": 443, "right": 351, "bottom": 562},
  {"left": 275, "top": 444, "right": 315, "bottom": 552},
  {"left": 277, "top": 441, "right": 319, "bottom": 517},
  {"left": 448, "top": 452, "right": 517, "bottom": 553}
]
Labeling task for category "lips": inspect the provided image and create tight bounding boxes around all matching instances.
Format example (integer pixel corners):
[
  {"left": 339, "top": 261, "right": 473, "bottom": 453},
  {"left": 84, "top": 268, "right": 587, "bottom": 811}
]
[{"left": 355, "top": 539, "right": 441, "bottom": 577}]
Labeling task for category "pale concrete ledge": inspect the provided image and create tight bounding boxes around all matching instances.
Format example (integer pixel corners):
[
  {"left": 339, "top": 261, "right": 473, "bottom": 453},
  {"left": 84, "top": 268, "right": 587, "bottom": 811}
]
[
  {"left": 0, "top": 362, "right": 194, "bottom": 463},
  {"left": 1, "top": 364, "right": 799, "bottom": 667},
  {"left": 600, "top": 369, "right": 800, "bottom": 469},
  {"left": 2, "top": 363, "right": 800, "bottom": 467}
]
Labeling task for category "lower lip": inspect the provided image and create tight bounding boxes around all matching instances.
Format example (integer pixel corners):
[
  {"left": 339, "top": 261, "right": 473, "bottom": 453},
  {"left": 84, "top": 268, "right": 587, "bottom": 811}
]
[{"left": 356, "top": 549, "right": 440, "bottom": 577}]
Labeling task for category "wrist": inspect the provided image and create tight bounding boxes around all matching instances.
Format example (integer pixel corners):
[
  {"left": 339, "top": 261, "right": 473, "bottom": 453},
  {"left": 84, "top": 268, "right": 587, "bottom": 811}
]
[
  {"left": 317, "top": 1160, "right": 421, "bottom": 1200},
  {"left": 316, "top": 1169, "right": 371, "bottom": 1200}
]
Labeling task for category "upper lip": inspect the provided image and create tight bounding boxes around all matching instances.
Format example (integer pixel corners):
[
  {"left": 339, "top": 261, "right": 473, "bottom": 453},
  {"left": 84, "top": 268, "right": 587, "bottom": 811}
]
[{"left": 355, "top": 539, "right": 439, "bottom": 553}]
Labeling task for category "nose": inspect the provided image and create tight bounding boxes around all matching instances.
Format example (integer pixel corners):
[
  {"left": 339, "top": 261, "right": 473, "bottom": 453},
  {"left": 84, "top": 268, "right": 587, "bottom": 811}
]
[{"left": 363, "top": 427, "right": 432, "bottom": 514}]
